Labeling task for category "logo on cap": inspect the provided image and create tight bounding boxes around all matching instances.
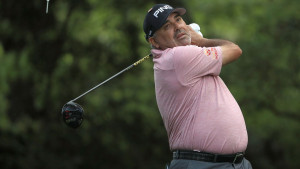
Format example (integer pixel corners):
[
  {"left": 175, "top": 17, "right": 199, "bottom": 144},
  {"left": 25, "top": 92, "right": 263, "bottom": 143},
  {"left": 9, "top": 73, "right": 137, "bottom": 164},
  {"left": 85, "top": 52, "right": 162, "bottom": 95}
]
[{"left": 153, "top": 5, "right": 173, "bottom": 18}]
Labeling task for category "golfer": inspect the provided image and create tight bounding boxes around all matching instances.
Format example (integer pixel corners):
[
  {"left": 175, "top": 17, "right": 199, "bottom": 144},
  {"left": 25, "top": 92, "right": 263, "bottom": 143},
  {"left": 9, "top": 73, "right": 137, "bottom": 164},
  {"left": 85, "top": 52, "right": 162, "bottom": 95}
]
[{"left": 143, "top": 4, "right": 252, "bottom": 169}]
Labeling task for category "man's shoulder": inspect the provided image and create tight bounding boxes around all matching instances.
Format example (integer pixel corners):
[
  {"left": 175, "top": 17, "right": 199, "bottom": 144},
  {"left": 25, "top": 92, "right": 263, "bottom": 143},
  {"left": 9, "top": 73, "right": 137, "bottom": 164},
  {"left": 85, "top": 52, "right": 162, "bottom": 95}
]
[
  {"left": 173, "top": 45, "right": 201, "bottom": 53},
  {"left": 152, "top": 45, "right": 202, "bottom": 58},
  {"left": 173, "top": 45, "right": 199, "bottom": 50},
  {"left": 171, "top": 45, "right": 202, "bottom": 58}
]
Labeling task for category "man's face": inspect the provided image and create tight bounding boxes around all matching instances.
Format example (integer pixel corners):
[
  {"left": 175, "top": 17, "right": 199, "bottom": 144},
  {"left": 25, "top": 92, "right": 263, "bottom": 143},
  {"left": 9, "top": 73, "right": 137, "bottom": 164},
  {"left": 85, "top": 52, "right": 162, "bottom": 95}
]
[{"left": 149, "top": 13, "right": 191, "bottom": 50}]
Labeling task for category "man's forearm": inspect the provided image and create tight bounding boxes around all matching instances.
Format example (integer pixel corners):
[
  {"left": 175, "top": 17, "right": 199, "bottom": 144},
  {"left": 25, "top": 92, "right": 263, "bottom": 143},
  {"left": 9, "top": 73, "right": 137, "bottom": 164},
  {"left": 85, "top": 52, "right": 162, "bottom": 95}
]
[
  {"left": 195, "top": 38, "right": 234, "bottom": 47},
  {"left": 189, "top": 30, "right": 242, "bottom": 65},
  {"left": 191, "top": 36, "right": 242, "bottom": 65}
]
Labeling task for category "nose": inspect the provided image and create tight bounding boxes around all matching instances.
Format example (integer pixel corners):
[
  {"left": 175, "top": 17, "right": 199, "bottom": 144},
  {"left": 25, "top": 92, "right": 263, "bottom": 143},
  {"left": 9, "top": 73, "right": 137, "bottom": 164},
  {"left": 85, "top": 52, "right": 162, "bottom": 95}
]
[
  {"left": 173, "top": 22, "right": 184, "bottom": 32},
  {"left": 174, "top": 22, "right": 180, "bottom": 30}
]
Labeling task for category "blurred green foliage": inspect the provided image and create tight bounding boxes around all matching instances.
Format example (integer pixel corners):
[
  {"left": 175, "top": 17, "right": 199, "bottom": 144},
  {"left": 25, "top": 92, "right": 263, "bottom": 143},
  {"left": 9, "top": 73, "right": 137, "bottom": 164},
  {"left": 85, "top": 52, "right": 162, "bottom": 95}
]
[{"left": 0, "top": 0, "right": 299, "bottom": 169}]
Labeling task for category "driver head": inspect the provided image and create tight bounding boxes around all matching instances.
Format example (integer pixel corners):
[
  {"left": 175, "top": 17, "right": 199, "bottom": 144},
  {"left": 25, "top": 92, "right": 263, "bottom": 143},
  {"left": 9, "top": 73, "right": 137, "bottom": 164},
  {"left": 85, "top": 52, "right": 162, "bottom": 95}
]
[{"left": 61, "top": 101, "right": 84, "bottom": 128}]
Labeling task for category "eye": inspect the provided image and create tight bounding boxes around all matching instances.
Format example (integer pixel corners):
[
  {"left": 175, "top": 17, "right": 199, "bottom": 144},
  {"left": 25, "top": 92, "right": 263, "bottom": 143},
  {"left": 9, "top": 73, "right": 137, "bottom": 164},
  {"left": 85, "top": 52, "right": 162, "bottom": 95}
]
[
  {"left": 176, "top": 17, "right": 182, "bottom": 22},
  {"left": 164, "top": 24, "right": 170, "bottom": 30}
]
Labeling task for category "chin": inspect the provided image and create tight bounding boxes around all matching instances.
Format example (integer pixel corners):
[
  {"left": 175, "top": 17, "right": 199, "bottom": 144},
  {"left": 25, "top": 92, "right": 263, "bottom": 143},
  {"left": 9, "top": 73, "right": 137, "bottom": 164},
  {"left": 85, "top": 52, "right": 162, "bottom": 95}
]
[{"left": 180, "top": 38, "right": 192, "bottom": 46}]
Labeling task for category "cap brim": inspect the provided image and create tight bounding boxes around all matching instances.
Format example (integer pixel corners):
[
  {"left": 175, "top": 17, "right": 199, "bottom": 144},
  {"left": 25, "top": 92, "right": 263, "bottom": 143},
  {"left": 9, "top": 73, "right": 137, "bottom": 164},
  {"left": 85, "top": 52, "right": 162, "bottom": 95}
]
[
  {"left": 159, "top": 8, "right": 186, "bottom": 29},
  {"left": 172, "top": 8, "right": 186, "bottom": 16}
]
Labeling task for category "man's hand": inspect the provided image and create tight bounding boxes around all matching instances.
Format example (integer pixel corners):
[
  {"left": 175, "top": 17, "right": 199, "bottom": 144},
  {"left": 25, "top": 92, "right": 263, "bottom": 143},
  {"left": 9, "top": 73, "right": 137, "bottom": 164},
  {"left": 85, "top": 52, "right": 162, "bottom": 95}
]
[
  {"left": 189, "top": 23, "right": 203, "bottom": 37},
  {"left": 187, "top": 25, "right": 205, "bottom": 46}
]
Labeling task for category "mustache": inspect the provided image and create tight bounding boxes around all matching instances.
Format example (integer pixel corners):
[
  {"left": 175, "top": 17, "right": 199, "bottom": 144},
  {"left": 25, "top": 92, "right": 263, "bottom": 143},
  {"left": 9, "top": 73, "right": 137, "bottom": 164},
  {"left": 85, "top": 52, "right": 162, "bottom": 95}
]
[{"left": 174, "top": 29, "right": 187, "bottom": 38}]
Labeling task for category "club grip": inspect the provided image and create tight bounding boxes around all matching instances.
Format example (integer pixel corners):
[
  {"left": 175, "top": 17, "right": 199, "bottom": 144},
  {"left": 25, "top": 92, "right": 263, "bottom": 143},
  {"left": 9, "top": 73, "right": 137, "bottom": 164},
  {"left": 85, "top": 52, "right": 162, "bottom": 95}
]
[{"left": 133, "top": 54, "right": 152, "bottom": 66}]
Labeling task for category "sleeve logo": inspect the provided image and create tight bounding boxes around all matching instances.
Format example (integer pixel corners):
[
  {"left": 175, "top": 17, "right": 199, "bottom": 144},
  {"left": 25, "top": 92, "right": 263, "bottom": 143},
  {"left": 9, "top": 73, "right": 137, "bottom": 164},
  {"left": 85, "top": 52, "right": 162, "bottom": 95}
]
[{"left": 204, "top": 48, "right": 218, "bottom": 59}]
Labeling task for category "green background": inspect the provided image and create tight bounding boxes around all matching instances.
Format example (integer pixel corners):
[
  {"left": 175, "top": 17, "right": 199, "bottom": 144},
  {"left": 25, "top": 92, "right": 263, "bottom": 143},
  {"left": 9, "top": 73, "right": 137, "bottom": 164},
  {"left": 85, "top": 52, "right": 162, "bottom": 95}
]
[{"left": 0, "top": 0, "right": 299, "bottom": 168}]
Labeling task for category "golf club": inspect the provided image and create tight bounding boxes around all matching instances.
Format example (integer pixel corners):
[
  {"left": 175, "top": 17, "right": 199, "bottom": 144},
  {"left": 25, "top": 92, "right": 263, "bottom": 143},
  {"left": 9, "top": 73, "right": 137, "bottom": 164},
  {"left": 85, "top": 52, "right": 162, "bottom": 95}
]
[
  {"left": 61, "top": 54, "right": 152, "bottom": 128},
  {"left": 61, "top": 23, "right": 202, "bottom": 128}
]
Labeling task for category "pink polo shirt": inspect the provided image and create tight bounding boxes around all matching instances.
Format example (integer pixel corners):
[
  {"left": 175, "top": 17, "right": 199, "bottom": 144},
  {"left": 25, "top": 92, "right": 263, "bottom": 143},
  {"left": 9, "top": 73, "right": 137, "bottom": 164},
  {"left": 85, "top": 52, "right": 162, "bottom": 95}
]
[{"left": 152, "top": 45, "right": 248, "bottom": 154}]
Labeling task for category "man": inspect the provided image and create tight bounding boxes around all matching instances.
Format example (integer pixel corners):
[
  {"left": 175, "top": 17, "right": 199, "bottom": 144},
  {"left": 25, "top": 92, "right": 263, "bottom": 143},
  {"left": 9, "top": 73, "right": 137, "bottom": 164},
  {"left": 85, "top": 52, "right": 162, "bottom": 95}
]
[{"left": 143, "top": 4, "right": 252, "bottom": 169}]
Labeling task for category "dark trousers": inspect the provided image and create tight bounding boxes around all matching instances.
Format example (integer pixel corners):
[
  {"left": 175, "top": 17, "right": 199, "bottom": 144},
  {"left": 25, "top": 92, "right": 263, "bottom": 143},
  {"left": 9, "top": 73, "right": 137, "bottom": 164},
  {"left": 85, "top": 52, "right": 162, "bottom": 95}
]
[{"left": 169, "top": 158, "right": 252, "bottom": 169}]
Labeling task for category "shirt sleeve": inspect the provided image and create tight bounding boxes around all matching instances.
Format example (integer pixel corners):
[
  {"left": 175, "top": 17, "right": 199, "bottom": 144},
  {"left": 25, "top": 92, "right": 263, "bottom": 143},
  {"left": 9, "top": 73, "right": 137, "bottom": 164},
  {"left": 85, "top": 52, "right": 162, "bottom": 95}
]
[{"left": 173, "top": 45, "right": 223, "bottom": 86}]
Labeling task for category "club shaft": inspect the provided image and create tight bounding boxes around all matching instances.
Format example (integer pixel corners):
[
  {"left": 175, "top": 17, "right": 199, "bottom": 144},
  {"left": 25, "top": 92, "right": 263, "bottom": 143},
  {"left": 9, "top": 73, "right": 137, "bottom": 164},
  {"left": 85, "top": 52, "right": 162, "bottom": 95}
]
[
  {"left": 70, "top": 54, "right": 151, "bottom": 102},
  {"left": 46, "top": 0, "right": 49, "bottom": 14}
]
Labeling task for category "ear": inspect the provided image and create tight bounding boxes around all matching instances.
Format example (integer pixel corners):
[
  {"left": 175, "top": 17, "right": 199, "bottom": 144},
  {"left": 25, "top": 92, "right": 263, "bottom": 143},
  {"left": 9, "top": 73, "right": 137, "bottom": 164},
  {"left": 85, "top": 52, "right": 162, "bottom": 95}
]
[{"left": 149, "top": 37, "right": 160, "bottom": 49}]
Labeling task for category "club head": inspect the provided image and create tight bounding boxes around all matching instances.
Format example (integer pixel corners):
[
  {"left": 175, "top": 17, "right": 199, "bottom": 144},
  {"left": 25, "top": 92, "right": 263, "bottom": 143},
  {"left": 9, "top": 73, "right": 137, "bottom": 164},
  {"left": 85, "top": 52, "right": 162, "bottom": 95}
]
[{"left": 61, "top": 101, "right": 84, "bottom": 128}]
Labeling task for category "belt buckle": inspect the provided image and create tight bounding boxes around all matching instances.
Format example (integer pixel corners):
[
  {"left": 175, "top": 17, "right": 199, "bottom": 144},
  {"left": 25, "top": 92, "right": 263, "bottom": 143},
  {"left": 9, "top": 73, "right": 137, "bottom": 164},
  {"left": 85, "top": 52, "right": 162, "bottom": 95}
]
[
  {"left": 232, "top": 153, "right": 243, "bottom": 164},
  {"left": 173, "top": 150, "right": 179, "bottom": 159}
]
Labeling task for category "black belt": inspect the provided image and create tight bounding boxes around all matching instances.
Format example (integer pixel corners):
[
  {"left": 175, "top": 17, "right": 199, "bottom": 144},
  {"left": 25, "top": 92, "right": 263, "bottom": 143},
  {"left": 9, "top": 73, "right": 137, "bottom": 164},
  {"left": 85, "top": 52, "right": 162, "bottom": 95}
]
[{"left": 173, "top": 150, "right": 244, "bottom": 164}]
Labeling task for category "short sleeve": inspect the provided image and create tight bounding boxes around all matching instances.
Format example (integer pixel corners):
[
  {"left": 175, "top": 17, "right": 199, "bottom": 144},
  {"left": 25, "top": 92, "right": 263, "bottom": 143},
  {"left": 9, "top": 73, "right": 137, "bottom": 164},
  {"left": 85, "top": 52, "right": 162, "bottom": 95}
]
[{"left": 173, "top": 45, "right": 223, "bottom": 86}]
